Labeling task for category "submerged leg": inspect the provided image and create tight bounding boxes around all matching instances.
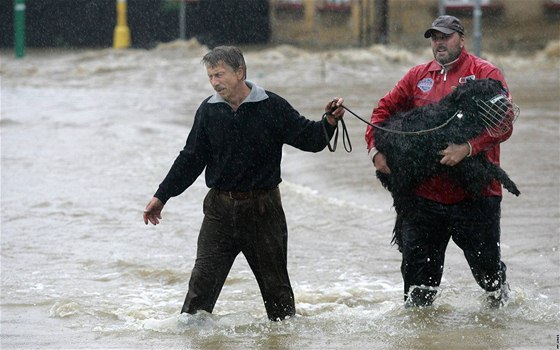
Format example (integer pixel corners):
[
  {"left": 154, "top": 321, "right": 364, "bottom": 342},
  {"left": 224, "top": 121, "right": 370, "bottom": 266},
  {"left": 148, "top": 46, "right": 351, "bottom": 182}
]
[
  {"left": 400, "top": 197, "right": 451, "bottom": 307},
  {"left": 451, "top": 197, "right": 509, "bottom": 306}
]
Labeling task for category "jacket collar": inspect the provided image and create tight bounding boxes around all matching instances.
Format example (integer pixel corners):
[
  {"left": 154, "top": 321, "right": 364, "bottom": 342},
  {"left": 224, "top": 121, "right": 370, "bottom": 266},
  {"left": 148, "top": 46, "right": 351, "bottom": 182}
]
[{"left": 208, "top": 80, "right": 269, "bottom": 105}]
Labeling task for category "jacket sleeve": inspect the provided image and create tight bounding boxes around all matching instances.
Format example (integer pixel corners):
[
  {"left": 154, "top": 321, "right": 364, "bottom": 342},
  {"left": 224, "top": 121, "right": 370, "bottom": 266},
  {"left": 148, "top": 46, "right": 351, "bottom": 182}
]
[
  {"left": 365, "top": 72, "right": 415, "bottom": 151},
  {"left": 468, "top": 67, "right": 513, "bottom": 156},
  {"left": 154, "top": 106, "right": 210, "bottom": 204}
]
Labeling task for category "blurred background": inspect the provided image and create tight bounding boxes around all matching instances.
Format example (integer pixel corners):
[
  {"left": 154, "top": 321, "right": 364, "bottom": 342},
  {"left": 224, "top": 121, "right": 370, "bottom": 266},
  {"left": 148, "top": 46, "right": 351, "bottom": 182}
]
[{"left": 1, "top": 0, "right": 558, "bottom": 52}]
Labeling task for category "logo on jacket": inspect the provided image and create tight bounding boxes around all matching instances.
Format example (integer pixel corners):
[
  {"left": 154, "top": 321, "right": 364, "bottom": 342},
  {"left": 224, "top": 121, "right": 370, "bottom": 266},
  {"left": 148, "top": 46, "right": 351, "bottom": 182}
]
[
  {"left": 458, "top": 75, "right": 476, "bottom": 84},
  {"left": 417, "top": 78, "right": 434, "bottom": 92}
]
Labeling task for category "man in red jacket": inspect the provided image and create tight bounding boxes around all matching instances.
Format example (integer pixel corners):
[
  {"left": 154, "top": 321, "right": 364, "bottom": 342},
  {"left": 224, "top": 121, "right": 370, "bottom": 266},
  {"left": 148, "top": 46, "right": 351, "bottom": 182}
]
[{"left": 365, "top": 15, "right": 512, "bottom": 307}]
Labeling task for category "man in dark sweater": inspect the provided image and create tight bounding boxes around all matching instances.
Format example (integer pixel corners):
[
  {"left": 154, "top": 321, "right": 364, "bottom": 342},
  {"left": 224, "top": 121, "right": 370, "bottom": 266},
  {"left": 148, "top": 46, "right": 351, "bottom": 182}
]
[{"left": 143, "top": 46, "right": 344, "bottom": 321}]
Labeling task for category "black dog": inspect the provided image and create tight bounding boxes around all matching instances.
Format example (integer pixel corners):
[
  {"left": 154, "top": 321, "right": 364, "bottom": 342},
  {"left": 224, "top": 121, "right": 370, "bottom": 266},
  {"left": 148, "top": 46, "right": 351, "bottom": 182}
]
[{"left": 373, "top": 78, "right": 519, "bottom": 249}]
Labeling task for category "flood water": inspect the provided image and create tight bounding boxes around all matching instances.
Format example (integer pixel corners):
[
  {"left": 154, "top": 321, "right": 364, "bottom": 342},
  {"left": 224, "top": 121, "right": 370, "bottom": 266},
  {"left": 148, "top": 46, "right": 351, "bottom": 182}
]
[{"left": 1, "top": 40, "right": 559, "bottom": 349}]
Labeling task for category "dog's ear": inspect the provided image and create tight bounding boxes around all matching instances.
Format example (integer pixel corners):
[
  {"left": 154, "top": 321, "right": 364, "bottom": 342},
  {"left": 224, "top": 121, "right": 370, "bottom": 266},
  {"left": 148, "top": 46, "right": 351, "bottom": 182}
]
[
  {"left": 485, "top": 78, "right": 505, "bottom": 96},
  {"left": 492, "top": 78, "right": 506, "bottom": 95},
  {"left": 488, "top": 78, "right": 501, "bottom": 87},
  {"left": 450, "top": 82, "right": 468, "bottom": 103}
]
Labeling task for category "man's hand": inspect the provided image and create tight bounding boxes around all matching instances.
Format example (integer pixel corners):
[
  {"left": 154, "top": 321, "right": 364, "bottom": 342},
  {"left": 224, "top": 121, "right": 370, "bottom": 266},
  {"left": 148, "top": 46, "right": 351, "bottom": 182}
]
[
  {"left": 373, "top": 152, "right": 391, "bottom": 174},
  {"left": 439, "top": 143, "right": 470, "bottom": 166},
  {"left": 143, "top": 197, "right": 164, "bottom": 225},
  {"left": 324, "top": 97, "right": 345, "bottom": 126}
]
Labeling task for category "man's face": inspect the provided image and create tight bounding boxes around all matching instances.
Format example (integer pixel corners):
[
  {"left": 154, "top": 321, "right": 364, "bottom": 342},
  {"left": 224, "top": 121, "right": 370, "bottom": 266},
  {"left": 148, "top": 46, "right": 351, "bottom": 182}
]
[
  {"left": 206, "top": 62, "right": 244, "bottom": 103},
  {"left": 430, "top": 31, "right": 464, "bottom": 65}
]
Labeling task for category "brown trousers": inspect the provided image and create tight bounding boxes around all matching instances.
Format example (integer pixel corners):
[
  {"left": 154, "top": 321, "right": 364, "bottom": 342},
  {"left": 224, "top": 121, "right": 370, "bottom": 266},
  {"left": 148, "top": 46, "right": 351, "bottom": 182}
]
[{"left": 181, "top": 187, "right": 295, "bottom": 321}]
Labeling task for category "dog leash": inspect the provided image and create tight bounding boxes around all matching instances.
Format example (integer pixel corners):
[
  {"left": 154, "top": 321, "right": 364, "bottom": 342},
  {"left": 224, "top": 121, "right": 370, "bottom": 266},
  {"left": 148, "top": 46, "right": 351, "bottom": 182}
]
[
  {"left": 322, "top": 112, "right": 352, "bottom": 152},
  {"left": 323, "top": 104, "right": 462, "bottom": 153}
]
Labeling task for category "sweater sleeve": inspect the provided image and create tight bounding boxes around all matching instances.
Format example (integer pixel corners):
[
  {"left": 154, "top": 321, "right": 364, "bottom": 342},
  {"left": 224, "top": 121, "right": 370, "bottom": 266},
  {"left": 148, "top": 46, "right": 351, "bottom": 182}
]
[
  {"left": 278, "top": 96, "right": 336, "bottom": 153},
  {"left": 154, "top": 105, "right": 210, "bottom": 204}
]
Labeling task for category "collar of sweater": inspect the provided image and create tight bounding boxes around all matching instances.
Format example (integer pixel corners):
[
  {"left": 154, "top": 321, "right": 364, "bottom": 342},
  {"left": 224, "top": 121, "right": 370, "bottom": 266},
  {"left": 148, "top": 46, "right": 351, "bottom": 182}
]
[{"left": 208, "top": 80, "right": 269, "bottom": 106}]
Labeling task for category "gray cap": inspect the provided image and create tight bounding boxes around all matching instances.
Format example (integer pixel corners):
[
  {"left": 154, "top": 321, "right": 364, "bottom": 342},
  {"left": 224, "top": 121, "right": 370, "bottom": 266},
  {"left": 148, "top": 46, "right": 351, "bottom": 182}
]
[{"left": 423, "top": 15, "right": 465, "bottom": 38}]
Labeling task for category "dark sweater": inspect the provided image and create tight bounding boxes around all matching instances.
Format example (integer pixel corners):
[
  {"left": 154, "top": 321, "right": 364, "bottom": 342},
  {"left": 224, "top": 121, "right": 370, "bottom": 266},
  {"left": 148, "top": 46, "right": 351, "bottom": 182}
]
[{"left": 154, "top": 83, "right": 335, "bottom": 203}]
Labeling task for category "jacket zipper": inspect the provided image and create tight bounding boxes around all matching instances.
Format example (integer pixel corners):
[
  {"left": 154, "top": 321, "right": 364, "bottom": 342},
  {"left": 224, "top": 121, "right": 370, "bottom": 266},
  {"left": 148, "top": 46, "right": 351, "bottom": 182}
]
[
  {"left": 439, "top": 56, "right": 460, "bottom": 82},
  {"left": 441, "top": 67, "right": 447, "bottom": 82}
]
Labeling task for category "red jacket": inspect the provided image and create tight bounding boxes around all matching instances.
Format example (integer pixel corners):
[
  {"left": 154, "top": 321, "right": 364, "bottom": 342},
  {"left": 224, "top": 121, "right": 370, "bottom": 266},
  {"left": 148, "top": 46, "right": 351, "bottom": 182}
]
[{"left": 365, "top": 48, "right": 513, "bottom": 204}]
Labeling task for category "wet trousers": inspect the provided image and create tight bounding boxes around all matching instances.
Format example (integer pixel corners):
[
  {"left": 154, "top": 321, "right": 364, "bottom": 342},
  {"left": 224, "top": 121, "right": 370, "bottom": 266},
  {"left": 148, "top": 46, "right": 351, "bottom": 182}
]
[
  {"left": 181, "top": 188, "right": 295, "bottom": 321},
  {"left": 400, "top": 196, "right": 507, "bottom": 306}
]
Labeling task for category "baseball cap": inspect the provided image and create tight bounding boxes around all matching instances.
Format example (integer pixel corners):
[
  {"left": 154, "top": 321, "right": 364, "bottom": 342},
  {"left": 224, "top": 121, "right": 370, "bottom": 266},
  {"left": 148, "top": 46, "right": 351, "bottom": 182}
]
[{"left": 423, "top": 15, "right": 465, "bottom": 38}]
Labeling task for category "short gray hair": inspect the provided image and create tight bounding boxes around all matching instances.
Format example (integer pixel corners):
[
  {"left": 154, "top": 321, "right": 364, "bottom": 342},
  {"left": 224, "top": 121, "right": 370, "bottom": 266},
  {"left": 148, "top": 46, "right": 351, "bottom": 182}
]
[{"left": 201, "top": 46, "right": 246, "bottom": 79}]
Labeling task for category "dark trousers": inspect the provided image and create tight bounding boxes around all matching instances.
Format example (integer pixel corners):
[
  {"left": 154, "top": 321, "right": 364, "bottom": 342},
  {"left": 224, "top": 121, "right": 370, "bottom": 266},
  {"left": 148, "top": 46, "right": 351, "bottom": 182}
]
[
  {"left": 400, "top": 196, "right": 507, "bottom": 306},
  {"left": 181, "top": 188, "right": 295, "bottom": 321}
]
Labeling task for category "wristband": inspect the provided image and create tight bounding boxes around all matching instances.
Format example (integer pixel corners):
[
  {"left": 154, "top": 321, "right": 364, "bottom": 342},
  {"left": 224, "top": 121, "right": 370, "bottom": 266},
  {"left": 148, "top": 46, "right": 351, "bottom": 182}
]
[{"left": 368, "top": 147, "right": 379, "bottom": 163}]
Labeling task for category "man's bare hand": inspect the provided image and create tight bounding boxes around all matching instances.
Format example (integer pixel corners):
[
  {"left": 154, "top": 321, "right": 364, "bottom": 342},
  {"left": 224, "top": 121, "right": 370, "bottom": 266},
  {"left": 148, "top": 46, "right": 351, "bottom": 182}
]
[
  {"left": 439, "top": 143, "right": 470, "bottom": 166},
  {"left": 325, "top": 97, "right": 345, "bottom": 126},
  {"left": 373, "top": 152, "right": 391, "bottom": 174},
  {"left": 143, "top": 197, "right": 164, "bottom": 225}
]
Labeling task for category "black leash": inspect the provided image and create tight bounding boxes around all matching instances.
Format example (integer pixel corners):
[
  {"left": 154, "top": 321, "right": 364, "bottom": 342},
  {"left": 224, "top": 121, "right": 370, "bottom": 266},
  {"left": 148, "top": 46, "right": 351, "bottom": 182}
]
[
  {"left": 322, "top": 113, "right": 352, "bottom": 152},
  {"left": 323, "top": 104, "right": 461, "bottom": 153}
]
